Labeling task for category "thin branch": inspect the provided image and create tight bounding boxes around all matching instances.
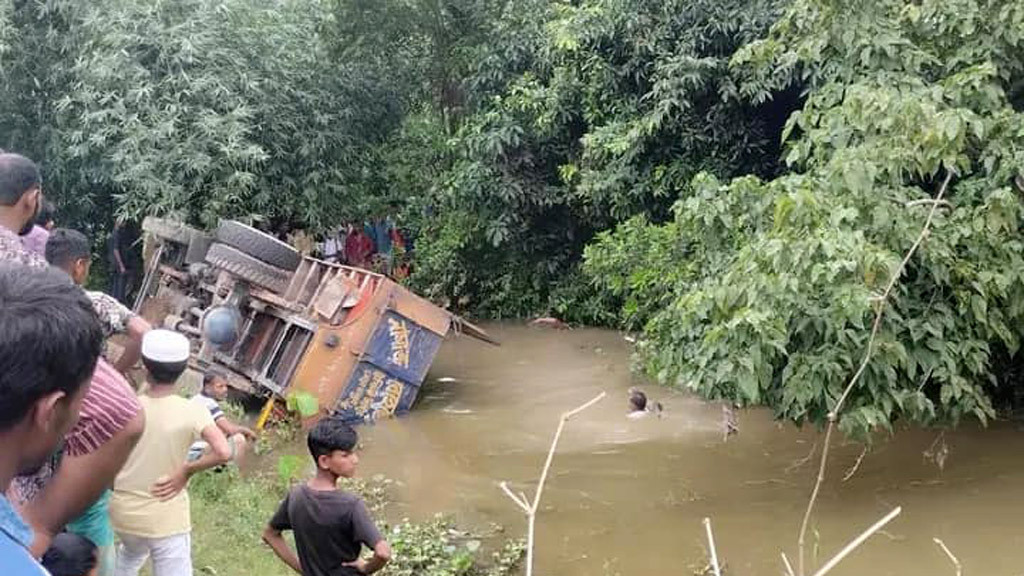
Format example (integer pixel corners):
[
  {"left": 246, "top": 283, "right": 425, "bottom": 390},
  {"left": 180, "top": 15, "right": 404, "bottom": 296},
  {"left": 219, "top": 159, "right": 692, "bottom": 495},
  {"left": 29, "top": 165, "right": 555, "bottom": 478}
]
[
  {"left": 933, "top": 538, "right": 962, "bottom": 576},
  {"left": 563, "top": 392, "right": 608, "bottom": 420},
  {"left": 808, "top": 507, "right": 902, "bottom": 576},
  {"left": 703, "top": 518, "right": 722, "bottom": 576},
  {"left": 797, "top": 170, "right": 953, "bottom": 576},
  {"left": 925, "top": 430, "right": 947, "bottom": 456},
  {"left": 833, "top": 170, "right": 953, "bottom": 415},
  {"left": 532, "top": 392, "right": 606, "bottom": 512},
  {"left": 841, "top": 446, "right": 868, "bottom": 482},
  {"left": 905, "top": 198, "right": 952, "bottom": 209},
  {"left": 785, "top": 441, "right": 818, "bottom": 474},
  {"left": 798, "top": 422, "right": 834, "bottom": 576},
  {"left": 499, "top": 481, "right": 530, "bottom": 513},
  {"left": 781, "top": 552, "right": 796, "bottom": 576},
  {"left": 497, "top": 392, "right": 606, "bottom": 576}
]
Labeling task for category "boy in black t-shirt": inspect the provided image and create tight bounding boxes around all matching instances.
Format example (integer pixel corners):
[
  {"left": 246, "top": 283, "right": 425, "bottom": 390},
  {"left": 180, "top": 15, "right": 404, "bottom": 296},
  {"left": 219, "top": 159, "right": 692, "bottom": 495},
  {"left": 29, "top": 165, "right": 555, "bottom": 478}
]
[{"left": 263, "top": 418, "right": 392, "bottom": 576}]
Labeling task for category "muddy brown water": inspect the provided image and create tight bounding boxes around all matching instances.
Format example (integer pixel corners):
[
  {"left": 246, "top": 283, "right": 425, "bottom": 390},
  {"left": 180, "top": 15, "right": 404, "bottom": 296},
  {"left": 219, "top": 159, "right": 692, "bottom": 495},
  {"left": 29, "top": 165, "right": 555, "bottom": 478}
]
[{"left": 276, "top": 324, "right": 1024, "bottom": 575}]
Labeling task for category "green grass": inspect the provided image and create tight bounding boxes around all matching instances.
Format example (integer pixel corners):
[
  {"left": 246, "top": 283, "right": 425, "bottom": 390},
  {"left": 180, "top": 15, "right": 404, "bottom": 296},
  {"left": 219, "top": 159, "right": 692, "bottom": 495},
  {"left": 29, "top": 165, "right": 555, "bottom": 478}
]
[
  {"left": 187, "top": 467, "right": 523, "bottom": 576},
  {"left": 189, "top": 469, "right": 292, "bottom": 576}
]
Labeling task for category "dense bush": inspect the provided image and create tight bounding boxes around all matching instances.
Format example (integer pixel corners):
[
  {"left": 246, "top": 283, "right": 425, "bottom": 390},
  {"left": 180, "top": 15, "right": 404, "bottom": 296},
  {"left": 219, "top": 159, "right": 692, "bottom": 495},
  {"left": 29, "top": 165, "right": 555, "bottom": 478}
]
[
  {"left": 586, "top": 0, "right": 1024, "bottom": 434},
  {"left": 0, "top": 0, "right": 397, "bottom": 231},
  {"left": 402, "top": 0, "right": 788, "bottom": 318}
]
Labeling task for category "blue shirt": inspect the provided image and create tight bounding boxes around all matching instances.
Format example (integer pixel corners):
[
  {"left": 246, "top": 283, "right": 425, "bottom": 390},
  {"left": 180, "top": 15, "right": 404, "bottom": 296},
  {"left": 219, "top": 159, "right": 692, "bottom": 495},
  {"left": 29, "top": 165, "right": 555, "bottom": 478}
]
[{"left": 0, "top": 492, "right": 48, "bottom": 575}]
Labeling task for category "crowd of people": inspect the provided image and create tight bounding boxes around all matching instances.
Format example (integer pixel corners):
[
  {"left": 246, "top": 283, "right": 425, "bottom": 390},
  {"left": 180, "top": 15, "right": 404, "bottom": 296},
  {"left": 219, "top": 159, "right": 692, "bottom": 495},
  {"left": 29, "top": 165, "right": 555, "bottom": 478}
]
[
  {"left": 285, "top": 218, "right": 413, "bottom": 280},
  {"left": 0, "top": 151, "right": 391, "bottom": 576}
]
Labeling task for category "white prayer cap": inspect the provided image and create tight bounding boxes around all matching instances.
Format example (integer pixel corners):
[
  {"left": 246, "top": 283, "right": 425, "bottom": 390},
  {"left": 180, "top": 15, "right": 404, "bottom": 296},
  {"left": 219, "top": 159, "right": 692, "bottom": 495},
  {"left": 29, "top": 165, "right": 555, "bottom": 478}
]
[{"left": 141, "top": 329, "right": 190, "bottom": 363}]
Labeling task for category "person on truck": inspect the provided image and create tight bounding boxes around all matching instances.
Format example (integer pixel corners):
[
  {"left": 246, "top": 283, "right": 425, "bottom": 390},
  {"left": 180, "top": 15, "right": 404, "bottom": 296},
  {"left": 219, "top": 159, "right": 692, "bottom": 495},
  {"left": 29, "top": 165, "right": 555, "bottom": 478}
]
[{"left": 187, "top": 370, "right": 258, "bottom": 467}]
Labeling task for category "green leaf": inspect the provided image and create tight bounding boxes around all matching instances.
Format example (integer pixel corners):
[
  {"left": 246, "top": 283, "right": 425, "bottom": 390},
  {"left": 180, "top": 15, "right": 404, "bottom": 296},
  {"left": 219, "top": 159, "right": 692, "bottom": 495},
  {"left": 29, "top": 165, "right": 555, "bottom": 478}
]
[
  {"left": 277, "top": 455, "right": 304, "bottom": 483},
  {"left": 287, "top": 392, "right": 320, "bottom": 418}
]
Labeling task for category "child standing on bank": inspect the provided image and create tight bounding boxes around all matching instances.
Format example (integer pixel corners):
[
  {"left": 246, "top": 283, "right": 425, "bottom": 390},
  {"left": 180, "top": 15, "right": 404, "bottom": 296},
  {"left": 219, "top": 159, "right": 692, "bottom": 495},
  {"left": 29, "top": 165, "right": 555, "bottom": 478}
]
[
  {"left": 109, "top": 330, "right": 232, "bottom": 576},
  {"left": 263, "top": 418, "right": 391, "bottom": 576}
]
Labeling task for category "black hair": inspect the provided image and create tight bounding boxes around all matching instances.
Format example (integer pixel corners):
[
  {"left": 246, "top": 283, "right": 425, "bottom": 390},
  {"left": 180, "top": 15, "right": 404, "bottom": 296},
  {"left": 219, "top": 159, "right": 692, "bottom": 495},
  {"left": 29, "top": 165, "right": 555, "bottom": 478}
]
[
  {"left": 41, "top": 532, "right": 98, "bottom": 576},
  {"left": 0, "top": 265, "right": 103, "bottom": 430},
  {"left": 307, "top": 416, "right": 358, "bottom": 462},
  {"left": 629, "top": 389, "right": 647, "bottom": 411},
  {"left": 45, "top": 228, "right": 91, "bottom": 269},
  {"left": 203, "top": 368, "right": 228, "bottom": 388},
  {"left": 0, "top": 153, "right": 42, "bottom": 206},
  {"left": 142, "top": 358, "right": 187, "bottom": 385},
  {"left": 36, "top": 200, "right": 56, "bottom": 226}
]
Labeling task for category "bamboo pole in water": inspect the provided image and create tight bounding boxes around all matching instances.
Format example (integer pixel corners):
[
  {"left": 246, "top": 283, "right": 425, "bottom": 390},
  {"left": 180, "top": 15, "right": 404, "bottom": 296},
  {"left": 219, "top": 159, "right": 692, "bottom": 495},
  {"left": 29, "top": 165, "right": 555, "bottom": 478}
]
[
  {"left": 498, "top": 391, "right": 606, "bottom": 576},
  {"left": 703, "top": 518, "right": 722, "bottom": 576},
  {"left": 808, "top": 507, "right": 901, "bottom": 576},
  {"left": 933, "top": 538, "right": 962, "bottom": 576}
]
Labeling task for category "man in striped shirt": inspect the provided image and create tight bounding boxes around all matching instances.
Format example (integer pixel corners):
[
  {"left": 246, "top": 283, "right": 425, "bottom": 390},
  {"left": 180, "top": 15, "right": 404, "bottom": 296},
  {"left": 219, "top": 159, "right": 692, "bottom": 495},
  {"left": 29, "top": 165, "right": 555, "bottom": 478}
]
[{"left": 0, "top": 153, "right": 145, "bottom": 559}]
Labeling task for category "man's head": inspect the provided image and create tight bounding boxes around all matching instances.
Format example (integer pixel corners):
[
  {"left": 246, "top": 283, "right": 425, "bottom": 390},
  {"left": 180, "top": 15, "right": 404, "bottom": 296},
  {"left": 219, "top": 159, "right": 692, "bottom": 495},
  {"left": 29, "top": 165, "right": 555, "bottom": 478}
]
[
  {"left": 0, "top": 153, "right": 43, "bottom": 236},
  {"left": 202, "top": 369, "right": 229, "bottom": 401},
  {"left": 46, "top": 228, "right": 92, "bottom": 285},
  {"left": 628, "top": 388, "right": 647, "bottom": 412},
  {"left": 307, "top": 417, "right": 359, "bottom": 478},
  {"left": 141, "top": 329, "right": 190, "bottom": 386},
  {"left": 41, "top": 532, "right": 99, "bottom": 576},
  {"left": 36, "top": 200, "right": 56, "bottom": 231},
  {"left": 0, "top": 264, "right": 103, "bottom": 477}
]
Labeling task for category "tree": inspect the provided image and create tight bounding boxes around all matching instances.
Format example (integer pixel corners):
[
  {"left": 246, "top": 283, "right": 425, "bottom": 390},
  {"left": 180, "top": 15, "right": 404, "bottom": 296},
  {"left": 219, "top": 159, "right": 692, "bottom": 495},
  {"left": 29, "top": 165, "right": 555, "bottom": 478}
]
[
  {"left": 0, "top": 0, "right": 399, "bottom": 231},
  {"left": 408, "top": 0, "right": 787, "bottom": 319}
]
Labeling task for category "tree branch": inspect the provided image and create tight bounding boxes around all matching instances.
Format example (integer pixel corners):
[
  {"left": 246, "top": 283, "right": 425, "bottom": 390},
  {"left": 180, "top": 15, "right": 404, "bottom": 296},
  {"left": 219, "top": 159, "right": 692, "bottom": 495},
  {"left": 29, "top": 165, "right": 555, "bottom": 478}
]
[
  {"left": 497, "top": 392, "right": 606, "bottom": 576},
  {"left": 933, "top": 538, "right": 962, "bottom": 576},
  {"left": 809, "top": 507, "right": 901, "bottom": 576},
  {"left": 499, "top": 481, "right": 530, "bottom": 514},
  {"left": 841, "top": 446, "right": 868, "bottom": 482},
  {"left": 703, "top": 518, "right": 722, "bottom": 576},
  {"left": 797, "top": 169, "right": 954, "bottom": 576}
]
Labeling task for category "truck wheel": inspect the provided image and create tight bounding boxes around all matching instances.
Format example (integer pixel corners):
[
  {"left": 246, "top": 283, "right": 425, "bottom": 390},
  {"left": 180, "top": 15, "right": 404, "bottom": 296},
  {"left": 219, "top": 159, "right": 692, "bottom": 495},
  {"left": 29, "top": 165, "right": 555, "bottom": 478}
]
[
  {"left": 215, "top": 220, "right": 301, "bottom": 271},
  {"left": 142, "top": 216, "right": 197, "bottom": 245},
  {"left": 204, "top": 243, "right": 291, "bottom": 293}
]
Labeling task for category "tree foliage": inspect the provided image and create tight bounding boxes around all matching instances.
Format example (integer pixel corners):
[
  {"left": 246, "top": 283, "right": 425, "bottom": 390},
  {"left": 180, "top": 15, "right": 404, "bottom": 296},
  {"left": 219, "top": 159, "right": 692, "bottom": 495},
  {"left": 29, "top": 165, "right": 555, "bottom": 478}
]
[
  {"left": 405, "top": 0, "right": 787, "bottom": 318},
  {"left": 4, "top": 0, "right": 1024, "bottom": 433},
  {"left": 0, "top": 0, "right": 397, "bottom": 231},
  {"left": 586, "top": 0, "right": 1024, "bottom": 434}
]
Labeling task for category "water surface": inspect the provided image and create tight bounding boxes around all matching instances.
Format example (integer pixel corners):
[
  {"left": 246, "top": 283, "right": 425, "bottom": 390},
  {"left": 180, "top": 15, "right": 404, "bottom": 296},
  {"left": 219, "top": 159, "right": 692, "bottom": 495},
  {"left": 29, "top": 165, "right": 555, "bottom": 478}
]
[{"left": 344, "top": 324, "right": 1024, "bottom": 575}]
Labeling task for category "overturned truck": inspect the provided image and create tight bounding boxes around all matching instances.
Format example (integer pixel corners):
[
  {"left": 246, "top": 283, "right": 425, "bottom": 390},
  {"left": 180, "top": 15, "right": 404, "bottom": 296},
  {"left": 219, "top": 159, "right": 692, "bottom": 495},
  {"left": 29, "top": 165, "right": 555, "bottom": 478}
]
[{"left": 136, "top": 218, "right": 495, "bottom": 424}]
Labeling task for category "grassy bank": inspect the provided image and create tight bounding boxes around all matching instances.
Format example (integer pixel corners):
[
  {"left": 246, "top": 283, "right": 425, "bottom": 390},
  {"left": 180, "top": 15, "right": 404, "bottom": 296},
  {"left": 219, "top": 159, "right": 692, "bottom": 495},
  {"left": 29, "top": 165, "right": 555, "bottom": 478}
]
[{"left": 187, "top": 468, "right": 523, "bottom": 576}]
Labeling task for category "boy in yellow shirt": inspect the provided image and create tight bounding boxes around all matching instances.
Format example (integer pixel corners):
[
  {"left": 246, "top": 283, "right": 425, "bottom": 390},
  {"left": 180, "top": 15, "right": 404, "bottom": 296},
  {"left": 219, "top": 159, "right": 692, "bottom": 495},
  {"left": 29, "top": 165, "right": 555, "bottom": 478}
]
[{"left": 110, "top": 330, "right": 231, "bottom": 576}]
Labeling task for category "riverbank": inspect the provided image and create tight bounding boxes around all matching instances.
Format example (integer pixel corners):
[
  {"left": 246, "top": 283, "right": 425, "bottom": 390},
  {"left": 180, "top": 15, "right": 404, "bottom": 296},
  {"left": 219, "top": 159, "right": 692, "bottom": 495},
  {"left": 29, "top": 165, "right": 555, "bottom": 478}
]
[{"left": 186, "top": 462, "right": 523, "bottom": 576}]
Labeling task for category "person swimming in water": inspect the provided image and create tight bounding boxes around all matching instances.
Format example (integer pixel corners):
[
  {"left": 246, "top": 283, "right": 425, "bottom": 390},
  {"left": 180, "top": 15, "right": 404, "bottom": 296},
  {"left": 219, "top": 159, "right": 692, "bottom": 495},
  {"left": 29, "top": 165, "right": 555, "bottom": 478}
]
[{"left": 627, "top": 388, "right": 662, "bottom": 419}]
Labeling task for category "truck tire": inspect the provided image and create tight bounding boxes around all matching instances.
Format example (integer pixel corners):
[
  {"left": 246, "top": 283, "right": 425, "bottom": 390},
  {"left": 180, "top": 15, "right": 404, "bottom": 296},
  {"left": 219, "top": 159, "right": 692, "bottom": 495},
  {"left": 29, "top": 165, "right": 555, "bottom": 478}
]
[
  {"left": 204, "top": 243, "right": 291, "bottom": 293},
  {"left": 142, "top": 216, "right": 197, "bottom": 245},
  {"left": 215, "top": 220, "right": 301, "bottom": 271}
]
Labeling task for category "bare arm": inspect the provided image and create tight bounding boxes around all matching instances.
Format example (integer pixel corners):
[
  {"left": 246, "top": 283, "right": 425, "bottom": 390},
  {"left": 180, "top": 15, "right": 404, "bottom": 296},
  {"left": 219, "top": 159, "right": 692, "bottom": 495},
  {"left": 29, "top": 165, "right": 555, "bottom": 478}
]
[
  {"left": 348, "top": 541, "right": 392, "bottom": 575},
  {"left": 23, "top": 411, "right": 145, "bottom": 556},
  {"left": 113, "top": 316, "right": 151, "bottom": 373},
  {"left": 113, "top": 246, "right": 126, "bottom": 274},
  {"left": 262, "top": 526, "right": 302, "bottom": 574},
  {"left": 216, "top": 416, "right": 257, "bottom": 440},
  {"left": 151, "top": 423, "right": 231, "bottom": 500}
]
